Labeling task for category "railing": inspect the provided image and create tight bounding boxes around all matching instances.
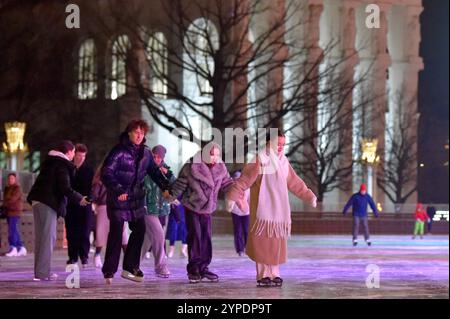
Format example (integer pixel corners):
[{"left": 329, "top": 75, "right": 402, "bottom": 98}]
[
  {"left": 288, "top": 196, "right": 449, "bottom": 215},
  {"left": 217, "top": 197, "right": 449, "bottom": 219}
]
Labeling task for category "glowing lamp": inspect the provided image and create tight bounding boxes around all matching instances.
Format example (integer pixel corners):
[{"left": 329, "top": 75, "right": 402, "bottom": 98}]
[
  {"left": 3, "top": 122, "right": 28, "bottom": 154},
  {"left": 361, "top": 138, "right": 379, "bottom": 164}
]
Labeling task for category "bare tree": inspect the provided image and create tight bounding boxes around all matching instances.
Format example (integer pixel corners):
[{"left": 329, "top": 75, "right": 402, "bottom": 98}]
[
  {"left": 0, "top": 1, "right": 75, "bottom": 146},
  {"left": 81, "top": 0, "right": 382, "bottom": 199},
  {"left": 377, "top": 90, "right": 419, "bottom": 204},
  {"left": 286, "top": 61, "right": 376, "bottom": 202},
  {"left": 91, "top": 0, "right": 358, "bottom": 148}
]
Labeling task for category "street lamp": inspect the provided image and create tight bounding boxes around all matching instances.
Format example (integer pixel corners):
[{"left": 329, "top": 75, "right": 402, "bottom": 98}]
[
  {"left": 361, "top": 138, "right": 379, "bottom": 198},
  {"left": 2, "top": 122, "right": 28, "bottom": 171}
]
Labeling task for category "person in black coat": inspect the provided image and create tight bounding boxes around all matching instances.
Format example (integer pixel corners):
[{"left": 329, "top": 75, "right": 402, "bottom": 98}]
[
  {"left": 65, "top": 143, "right": 95, "bottom": 267},
  {"left": 101, "top": 119, "right": 171, "bottom": 283},
  {"left": 426, "top": 205, "right": 436, "bottom": 234},
  {"left": 27, "top": 140, "right": 90, "bottom": 281}
]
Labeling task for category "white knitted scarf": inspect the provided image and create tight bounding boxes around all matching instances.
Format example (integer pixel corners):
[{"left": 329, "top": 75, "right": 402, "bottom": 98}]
[{"left": 251, "top": 146, "right": 291, "bottom": 238}]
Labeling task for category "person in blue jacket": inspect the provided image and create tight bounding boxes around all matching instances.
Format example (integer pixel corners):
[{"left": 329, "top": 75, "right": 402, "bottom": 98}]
[{"left": 343, "top": 183, "right": 379, "bottom": 246}]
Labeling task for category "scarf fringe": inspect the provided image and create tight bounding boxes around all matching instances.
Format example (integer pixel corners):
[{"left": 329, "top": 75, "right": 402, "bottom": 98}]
[{"left": 251, "top": 219, "right": 291, "bottom": 238}]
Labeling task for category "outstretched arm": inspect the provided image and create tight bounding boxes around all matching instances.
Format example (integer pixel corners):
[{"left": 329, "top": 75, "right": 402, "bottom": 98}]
[
  {"left": 367, "top": 195, "right": 379, "bottom": 217},
  {"left": 226, "top": 157, "right": 260, "bottom": 203},
  {"left": 287, "top": 164, "right": 317, "bottom": 207},
  {"left": 170, "top": 163, "right": 190, "bottom": 198},
  {"left": 146, "top": 156, "right": 170, "bottom": 191},
  {"left": 220, "top": 171, "right": 234, "bottom": 194},
  {"left": 56, "top": 165, "right": 83, "bottom": 205},
  {"left": 343, "top": 195, "right": 354, "bottom": 215},
  {"left": 226, "top": 158, "right": 260, "bottom": 212}
]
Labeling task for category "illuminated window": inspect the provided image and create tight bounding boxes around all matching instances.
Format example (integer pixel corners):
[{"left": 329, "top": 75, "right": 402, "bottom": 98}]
[
  {"left": 147, "top": 32, "right": 168, "bottom": 98},
  {"left": 185, "top": 18, "right": 218, "bottom": 96},
  {"left": 110, "top": 35, "right": 130, "bottom": 100},
  {"left": 77, "top": 39, "right": 97, "bottom": 99}
]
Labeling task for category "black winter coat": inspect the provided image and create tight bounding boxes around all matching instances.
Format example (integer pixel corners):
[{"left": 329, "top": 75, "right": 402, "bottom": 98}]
[
  {"left": 27, "top": 153, "right": 84, "bottom": 218},
  {"left": 66, "top": 164, "right": 94, "bottom": 217},
  {"left": 101, "top": 132, "right": 170, "bottom": 221}
]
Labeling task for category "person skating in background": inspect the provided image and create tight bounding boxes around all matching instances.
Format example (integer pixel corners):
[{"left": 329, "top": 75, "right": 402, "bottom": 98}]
[
  {"left": 140, "top": 145, "right": 175, "bottom": 278},
  {"left": 3, "top": 173, "right": 27, "bottom": 257},
  {"left": 226, "top": 170, "right": 250, "bottom": 257},
  {"left": 426, "top": 205, "right": 436, "bottom": 234},
  {"left": 227, "top": 130, "right": 317, "bottom": 287},
  {"left": 65, "top": 144, "right": 94, "bottom": 268},
  {"left": 413, "top": 203, "right": 428, "bottom": 239},
  {"left": 171, "top": 143, "right": 234, "bottom": 284},
  {"left": 343, "top": 183, "right": 379, "bottom": 246},
  {"left": 166, "top": 196, "right": 188, "bottom": 258},
  {"left": 100, "top": 120, "right": 170, "bottom": 284},
  {"left": 91, "top": 166, "right": 129, "bottom": 268}
]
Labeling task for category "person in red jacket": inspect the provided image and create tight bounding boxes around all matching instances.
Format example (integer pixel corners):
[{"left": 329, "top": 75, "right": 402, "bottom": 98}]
[{"left": 412, "top": 203, "right": 428, "bottom": 239}]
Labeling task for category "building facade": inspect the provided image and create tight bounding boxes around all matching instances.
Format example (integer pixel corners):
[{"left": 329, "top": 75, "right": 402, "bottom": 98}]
[{"left": 0, "top": 0, "right": 424, "bottom": 211}]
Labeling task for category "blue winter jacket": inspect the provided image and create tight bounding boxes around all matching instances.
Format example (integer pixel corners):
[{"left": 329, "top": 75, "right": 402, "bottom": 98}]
[{"left": 343, "top": 193, "right": 379, "bottom": 217}]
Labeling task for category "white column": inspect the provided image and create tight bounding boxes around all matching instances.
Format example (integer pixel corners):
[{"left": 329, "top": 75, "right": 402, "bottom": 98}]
[
  {"left": 402, "top": 5, "right": 424, "bottom": 205},
  {"left": 338, "top": 0, "right": 359, "bottom": 204},
  {"left": 354, "top": 3, "right": 391, "bottom": 201}
]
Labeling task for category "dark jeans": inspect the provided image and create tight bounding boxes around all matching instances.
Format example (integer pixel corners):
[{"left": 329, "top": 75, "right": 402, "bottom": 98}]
[
  {"left": 427, "top": 220, "right": 433, "bottom": 233},
  {"left": 65, "top": 208, "right": 93, "bottom": 263},
  {"left": 7, "top": 217, "right": 23, "bottom": 248},
  {"left": 102, "top": 216, "right": 145, "bottom": 277},
  {"left": 185, "top": 208, "right": 212, "bottom": 276},
  {"left": 166, "top": 214, "right": 187, "bottom": 245},
  {"left": 353, "top": 216, "right": 370, "bottom": 241},
  {"left": 232, "top": 214, "right": 249, "bottom": 253}
]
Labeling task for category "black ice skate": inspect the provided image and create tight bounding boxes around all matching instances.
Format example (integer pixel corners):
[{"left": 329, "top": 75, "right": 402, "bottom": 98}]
[
  {"left": 257, "top": 277, "right": 272, "bottom": 287},
  {"left": 201, "top": 270, "right": 219, "bottom": 282},
  {"left": 272, "top": 277, "right": 283, "bottom": 287}
]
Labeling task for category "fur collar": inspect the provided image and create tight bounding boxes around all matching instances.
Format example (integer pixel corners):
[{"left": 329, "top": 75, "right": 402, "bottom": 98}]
[{"left": 190, "top": 153, "right": 228, "bottom": 187}]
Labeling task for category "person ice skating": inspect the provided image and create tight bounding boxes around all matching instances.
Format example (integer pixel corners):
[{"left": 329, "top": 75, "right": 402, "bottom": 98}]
[
  {"left": 27, "top": 140, "right": 90, "bottom": 281},
  {"left": 166, "top": 197, "right": 188, "bottom": 258},
  {"left": 171, "top": 143, "right": 234, "bottom": 284},
  {"left": 3, "top": 173, "right": 27, "bottom": 257},
  {"left": 412, "top": 203, "right": 428, "bottom": 239},
  {"left": 343, "top": 183, "right": 379, "bottom": 246},
  {"left": 426, "top": 205, "right": 436, "bottom": 234},
  {"left": 65, "top": 144, "right": 94, "bottom": 268},
  {"left": 91, "top": 166, "right": 129, "bottom": 268},
  {"left": 225, "top": 170, "right": 250, "bottom": 257},
  {"left": 227, "top": 130, "right": 317, "bottom": 287},
  {"left": 140, "top": 145, "right": 175, "bottom": 278},
  {"left": 100, "top": 120, "right": 171, "bottom": 284}
]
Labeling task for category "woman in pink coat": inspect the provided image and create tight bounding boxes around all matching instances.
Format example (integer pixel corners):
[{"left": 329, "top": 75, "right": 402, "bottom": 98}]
[{"left": 227, "top": 131, "right": 317, "bottom": 287}]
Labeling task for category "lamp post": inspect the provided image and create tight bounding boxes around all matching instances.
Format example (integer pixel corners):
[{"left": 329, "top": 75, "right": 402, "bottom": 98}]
[
  {"left": 2, "top": 122, "right": 28, "bottom": 171},
  {"left": 361, "top": 138, "right": 379, "bottom": 199}
]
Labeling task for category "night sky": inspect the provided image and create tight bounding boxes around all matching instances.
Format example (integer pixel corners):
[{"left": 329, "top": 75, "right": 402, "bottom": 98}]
[{"left": 418, "top": 0, "right": 449, "bottom": 203}]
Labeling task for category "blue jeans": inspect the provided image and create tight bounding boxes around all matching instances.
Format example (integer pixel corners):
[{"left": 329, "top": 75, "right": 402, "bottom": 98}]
[{"left": 7, "top": 216, "right": 23, "bottom": 248}]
